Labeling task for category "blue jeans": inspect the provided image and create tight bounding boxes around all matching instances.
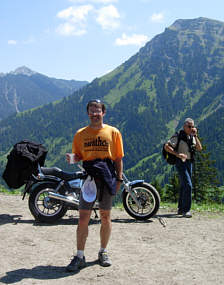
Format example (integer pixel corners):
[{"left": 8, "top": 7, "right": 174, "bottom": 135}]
[{"left": 175, "top": 159, "right": 192, "bottom": 213}]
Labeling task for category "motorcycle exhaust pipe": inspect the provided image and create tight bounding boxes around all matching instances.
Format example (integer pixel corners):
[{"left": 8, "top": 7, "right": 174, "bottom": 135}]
[{"left": 48, "top": 192, "right": 79, "bottom": 206}]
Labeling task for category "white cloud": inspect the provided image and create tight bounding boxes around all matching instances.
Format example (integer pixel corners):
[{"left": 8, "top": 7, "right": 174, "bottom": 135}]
[
  {"left": 115, "top": 33, "right": 149, "bottom": 46},
  {"left": 8, "top": 40, "right": 17, "bottom": 45},
  {"left": 57, "top": 5, "right": 93, "bottom": 22},
  {"left": 56, "top": 5, "right": 93, "bottom": 36},
  {"left": 150, "top": 12, "right": 164, "bottom": 23},
  {"left": 56, "top": 22, "right": 86, "bottom": 36},
  {"left": 8, "top": 38, "right": 36, "bottom": 45},
  {"left": 56, "top": 2, "right": 121, "bottom": 36},
  {"left": 96, "top": 5, "right": 120, "bottom": 30}
]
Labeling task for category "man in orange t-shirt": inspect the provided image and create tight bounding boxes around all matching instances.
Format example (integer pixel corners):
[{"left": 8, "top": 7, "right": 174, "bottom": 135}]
[{"left": 66, "top": 99, "right": 124, "bottom": 272}]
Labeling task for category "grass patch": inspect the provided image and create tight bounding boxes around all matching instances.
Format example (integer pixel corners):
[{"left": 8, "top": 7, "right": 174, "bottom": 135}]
[
  {"left": 0, "top": 187, "right": 21, "bottom": 195},
  {"left": 160, "top": 201, "right": 224, "bottom": 213},
  {"left": 0, "top": 184, "right": 23, "bottom": 195},
  {"left": 115, "top": 200, "right": 224, "bottom": 214},
  {"left": 114, "top": 202, "right": 124, "bottom": 210}
]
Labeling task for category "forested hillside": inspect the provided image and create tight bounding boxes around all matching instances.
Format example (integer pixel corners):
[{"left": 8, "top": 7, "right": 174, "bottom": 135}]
[
  {"left": 0, "top": 17, "right": 224, "bottom": 186},
  {"left": 0, "top": 66, "right": 88, "bottom": 120}
]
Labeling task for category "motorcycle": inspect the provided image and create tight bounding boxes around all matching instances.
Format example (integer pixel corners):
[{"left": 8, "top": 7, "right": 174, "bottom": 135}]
[{"left": 23, "top": 164, "right": 160, "bottom": 223}]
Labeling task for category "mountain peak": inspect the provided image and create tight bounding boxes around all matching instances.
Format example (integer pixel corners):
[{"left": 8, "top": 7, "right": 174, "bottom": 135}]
[
  {"left": 10, "top": 66, "right": 37, "bottom": 76},
  {"left": 169, "top": 17, "right": 224, "bottom": 33}
]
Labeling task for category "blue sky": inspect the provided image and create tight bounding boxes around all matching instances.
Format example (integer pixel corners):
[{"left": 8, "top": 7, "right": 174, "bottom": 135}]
[{"left": 1, "top": 0, "right": 224, "bottom": 82}]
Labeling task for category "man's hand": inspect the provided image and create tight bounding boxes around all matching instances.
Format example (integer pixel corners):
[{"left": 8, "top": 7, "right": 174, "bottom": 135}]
[
  {"left": 191, "top": 127, "right": 197, "bottom": 136},
  {"left": 178, "top": 153, "right": 187, "bottom": 162}
]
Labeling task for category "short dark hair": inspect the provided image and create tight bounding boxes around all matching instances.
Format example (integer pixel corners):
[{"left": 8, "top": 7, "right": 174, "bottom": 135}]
[{"left": 86, "top": 99, "right": 106, "bottom": 113}]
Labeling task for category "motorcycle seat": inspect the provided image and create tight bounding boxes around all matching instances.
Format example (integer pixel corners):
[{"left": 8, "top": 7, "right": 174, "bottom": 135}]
[{"left": 40, "top": 167, "right": 86, "bottom": 180}]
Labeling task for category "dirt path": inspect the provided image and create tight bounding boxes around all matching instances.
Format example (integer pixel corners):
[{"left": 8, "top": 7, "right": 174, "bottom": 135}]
[{"left": 0, "top": 194, "right": 224, "bottom": 285}]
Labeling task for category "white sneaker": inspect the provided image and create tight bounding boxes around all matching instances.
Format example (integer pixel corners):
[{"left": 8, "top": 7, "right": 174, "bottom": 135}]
[
  {"left": 98, "top": 251, "right": 112, "bottom": 267},
  {"left": 183, "top": 211, "right": 192, "bottom": 218}
]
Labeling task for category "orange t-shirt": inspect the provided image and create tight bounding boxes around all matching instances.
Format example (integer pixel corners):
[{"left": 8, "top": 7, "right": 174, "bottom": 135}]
[{"left": 72, "top": 124, "right": 124, "bottom": 161}]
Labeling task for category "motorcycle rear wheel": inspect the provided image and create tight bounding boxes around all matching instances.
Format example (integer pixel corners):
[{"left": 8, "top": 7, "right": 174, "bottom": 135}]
[
  {"left": 122, "top": 182, "right": 160, "bottom": 220},
  {"left": 28, "top": 182, "right": 68, "bottom": 223}
]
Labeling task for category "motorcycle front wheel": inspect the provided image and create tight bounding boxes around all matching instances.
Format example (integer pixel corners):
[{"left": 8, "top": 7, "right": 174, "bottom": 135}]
[
  {"left": 122, "top": 182, "right": 160, "bottom": 220},
  {"left": 28, "top": 182, "right": 68, "bottom": 223}
]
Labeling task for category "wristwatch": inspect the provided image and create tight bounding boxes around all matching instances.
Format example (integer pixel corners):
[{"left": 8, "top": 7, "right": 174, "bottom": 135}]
[{"left": 116, "top": 178, "right": 123, "bottom": 182}]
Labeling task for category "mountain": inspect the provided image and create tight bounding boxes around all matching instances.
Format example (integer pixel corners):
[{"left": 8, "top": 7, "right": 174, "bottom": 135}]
[
  {"left": 0, "top": 66, "right": 88, "bottom": 120},
  {"left": 0, "top": 17, "right": 224, "bottom": 186},
  {"left": 9, "top": 66, "right": 37, "bottom": 76}
]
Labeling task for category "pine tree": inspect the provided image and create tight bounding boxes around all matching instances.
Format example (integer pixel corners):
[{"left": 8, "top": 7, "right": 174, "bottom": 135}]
[
  {"left": 192, "top": 140, "right": 220, "bottom": 203},
  {"left": 164, "top": 170, "right": 180, "bottom": 203},
  {"left": 151, "top": 178, "right": 163, "bottom": 200}
]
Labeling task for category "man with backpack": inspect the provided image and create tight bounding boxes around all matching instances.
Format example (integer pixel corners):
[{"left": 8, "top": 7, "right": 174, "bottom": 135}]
[{"left": 164, "top": 118, "right": 202, "bottom": 218}]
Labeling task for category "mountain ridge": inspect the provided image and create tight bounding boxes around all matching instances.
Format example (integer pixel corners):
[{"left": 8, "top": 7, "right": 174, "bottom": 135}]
[
  {"left": 9, "top": 66, "right": 37, "bottom": 76},
  {"left": 0, "top": 67, "right": 88, "bottom": 120}
]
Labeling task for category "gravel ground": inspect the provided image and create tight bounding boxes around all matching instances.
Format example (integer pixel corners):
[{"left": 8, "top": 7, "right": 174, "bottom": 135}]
[{"left": 0, "top": 194, "right": 224, "bottom": 285}]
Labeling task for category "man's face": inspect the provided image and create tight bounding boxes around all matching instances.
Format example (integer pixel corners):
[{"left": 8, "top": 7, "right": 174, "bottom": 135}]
[
  {"left": 184, "top": 121, "right": 194, "bottom": 135},
  {"left": 87, "top": 104, "right": 105, "bottom": 124}
]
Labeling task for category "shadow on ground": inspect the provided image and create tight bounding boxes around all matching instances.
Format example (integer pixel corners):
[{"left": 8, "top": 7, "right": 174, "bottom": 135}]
[
  {"left": 1, "top": 213, "right": 158, "bottom": 227},
  {"left": 0, "top": 260, "right": 98, "bottom": 284}
]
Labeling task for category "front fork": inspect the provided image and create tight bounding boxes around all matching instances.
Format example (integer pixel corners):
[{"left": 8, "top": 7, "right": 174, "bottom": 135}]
[{"left": 121, "top": 173, "right": 144, "bottom": 208}]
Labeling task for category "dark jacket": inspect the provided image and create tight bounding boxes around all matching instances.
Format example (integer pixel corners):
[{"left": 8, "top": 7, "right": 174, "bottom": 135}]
[
  {"left": 2, "top": 140, "right": 47, "bottom": 189},
  {"left": 82, "top": 158, "right": 117, "bottom": 196}
]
